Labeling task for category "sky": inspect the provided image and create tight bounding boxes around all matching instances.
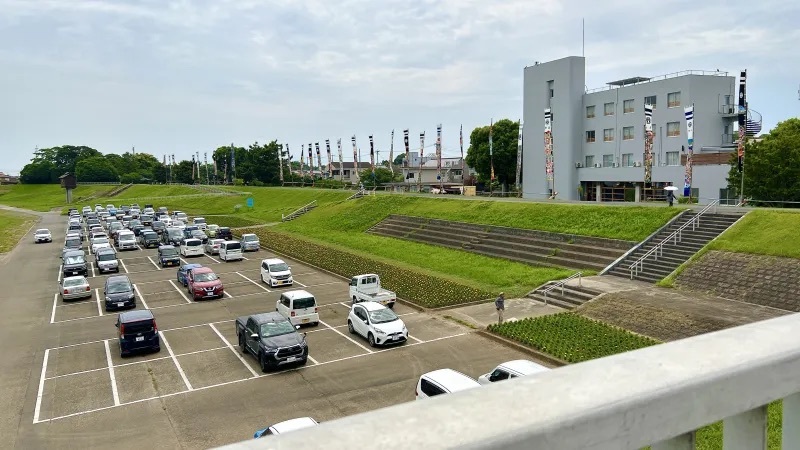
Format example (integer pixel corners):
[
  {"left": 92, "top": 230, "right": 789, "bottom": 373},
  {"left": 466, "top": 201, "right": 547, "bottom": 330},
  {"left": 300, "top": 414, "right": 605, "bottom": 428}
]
[{"left": 1, "top": 0, "right": 799, "bottom": 175}]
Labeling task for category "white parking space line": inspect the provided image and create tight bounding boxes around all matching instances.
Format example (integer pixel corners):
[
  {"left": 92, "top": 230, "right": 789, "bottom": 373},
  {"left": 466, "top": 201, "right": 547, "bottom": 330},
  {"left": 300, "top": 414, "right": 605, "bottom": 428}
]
[
  {"left": 318, "top": 319, "right": 373, "bottom": 354},
  {"left": 235, "top": 272, "right": 271, "bottom": 292},
  {"left": 408, "top": 335, "right": 424, "bottom": 344},
  {"left": 132, "top": 284, "right": 149, "bottom": 309},
  {"left": 95, "top": 288, "right": 103, "bottom": 316},
  {"left": 57, "top": 265, "right": 62, "bottom": 282},
  {"left": 305, "top": 281, "right": 343, "bottom": 288},
  {"left": 307, "top": 355, "right": 319, "bottom": 365},
  {"left": 146, "top": 256, "right": 162, "bottom": 270},
  {"left": 223, "top": 291, "right": 233, "bottom": 298},
  {"left": 338, "top": 301, "right": 351, "bottom": 309},
  {"left": 103, "top": 340, "right": 121, "bottom": 406},
  {"left": 32, "top": 348, "right": 50, "bottom": 424},
  {"left": 159, "top": 332, "right": 193, "bottom": 391},
  {"left": 293, "top": 279, "right": 308, "bottom": 288},
  {"left": 118, "top": 259, "right": 129, "bottom": 273},
  {"left": 208, "top": 323, "right": 259, "bottom": 378},
  {"left": 203, "top": 254, "right": 221, "bottom": 264},
  {"left": 136, "top": 245, "right": 143, "bottom": 251},
  {"left": 180, "top": 257, "right": 189, "bottom": 265},
  {"left": 90, "top": 261, "right": 96, "bottom": 278},
  {"left": 168, "top": 279, "right": 192, "bottom": 303},
  {"left": 50, "top": 294, "right": 58, "bottom": 324}
]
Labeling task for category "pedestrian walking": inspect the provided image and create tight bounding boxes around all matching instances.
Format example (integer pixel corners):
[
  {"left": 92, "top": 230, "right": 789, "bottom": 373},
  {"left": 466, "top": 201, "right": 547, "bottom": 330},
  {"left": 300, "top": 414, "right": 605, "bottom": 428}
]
[
  {"left": 495, "top": 292, "right": 505, "bottom": 324},
  {"left": 666, "top": 189, "right": 675, "bottom": 207}
]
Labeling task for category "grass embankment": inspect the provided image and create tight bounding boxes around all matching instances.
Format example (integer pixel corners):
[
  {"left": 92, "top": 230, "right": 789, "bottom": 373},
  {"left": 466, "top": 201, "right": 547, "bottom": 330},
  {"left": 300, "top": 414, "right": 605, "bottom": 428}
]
[
  {"left": 0, "top": 184, "right": 117, "bottom": 211},
  {"left": 708, "top": 210, "right": 800, "bottom": 257},
  {"left": 0, "top": 210, "right": 37, "bottom": 253},
  {"left": 488, "top": 313, "right": 782, "bottom": 449}
]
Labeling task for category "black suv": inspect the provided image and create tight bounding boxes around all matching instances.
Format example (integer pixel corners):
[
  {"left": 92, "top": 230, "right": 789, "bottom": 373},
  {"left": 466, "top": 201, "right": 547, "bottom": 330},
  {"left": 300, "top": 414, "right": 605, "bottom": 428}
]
[
  {"left": 104, "top": 275, "right": 136, "bottom": 311},
  {"left": 116, "top": 309, "right": 160, "bottom": 357},
  {"left": 157, "top": 245, "right": 181, "bottom": 267},
  {"left": 62, "top": 250, "right": 88, "bottom": 278},
  {"left": 138, "top": 230, "right": 160, "bottom": 248},
  {"left": 216, "top": 227, "right": 233, "bottom": 240}
]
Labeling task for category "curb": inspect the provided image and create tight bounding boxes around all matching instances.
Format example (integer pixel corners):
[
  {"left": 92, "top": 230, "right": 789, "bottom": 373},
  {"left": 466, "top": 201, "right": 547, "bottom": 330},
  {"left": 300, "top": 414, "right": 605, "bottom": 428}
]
[{"left": 476, "top": 329, "right": 568, "bottom": 368}]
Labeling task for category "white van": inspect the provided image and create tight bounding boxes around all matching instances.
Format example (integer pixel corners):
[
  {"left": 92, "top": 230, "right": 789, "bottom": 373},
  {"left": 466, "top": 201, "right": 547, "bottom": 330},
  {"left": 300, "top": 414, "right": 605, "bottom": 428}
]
[
  {"left": 219, "top": 240, "right": 244, "bottom": 262},
  {"left": 415, "top": 369, "right": 481, "bottom": 400},
  {"left": 192, "top": 217, "right": 207, "bottom": 230},
  {"left": 180, "top": 238, "right": 204, "bottom": 257},
  {"left": 116, "top": 231, "right": 137, "bottom": 251},
  {"left": 477, "top": 360, "right": 551, "bottom": 385},
  {"left": 276, "top": 290, "right": 319, "bottom": 327},
  {"left": 260, "top": 258, "right": 293, "bottom": 287}
]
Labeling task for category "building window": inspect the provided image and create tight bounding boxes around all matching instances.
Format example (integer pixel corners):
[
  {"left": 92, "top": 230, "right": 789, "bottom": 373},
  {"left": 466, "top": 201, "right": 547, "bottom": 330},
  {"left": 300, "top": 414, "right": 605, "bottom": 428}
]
[
  {"left": 603, "top": 128, "right": 614, "bottom": 142},
  {"left": 586, "top": 130, "right": 596, "bottom": 143},
  {"left": 343, "top": 170, "right": 350, "bottom": 177},
  {"left": 623, "top": 126, "right": 634, "bottom": 140},
  {"left": 622, "top": 153, "right": 634, "bottom": 167},
  {"left": 586, "top": 105, "right": 595, "bottom": 118},
  {"left": 623, "top": 99, "right": 634, "bottom": 114},
  {"left": 668, "top": 91, "right": 681, "bottom": 108},
  {"left": 644, "top": 95, "right": 657, "bottom": 109},
  {"left": 585, "top": 155, "right": 595, "bottom": 168},
  {"left": 667, "top": 121, "right": 681, "bottom": 137},
  {"left": 406, "top": 172, "right": 415, "bottom": 179},
  {"left": 604, "top": 102, "right": 615, "bottom": 116},
  {"left": 666, "top": 151, "right": 680, "bottom": 166},
  {"left": 452, "top": 170, "right": 462, "bottom": 176},
  {"left": 602, "top": 154, "right": 614, "bottom": 167}
]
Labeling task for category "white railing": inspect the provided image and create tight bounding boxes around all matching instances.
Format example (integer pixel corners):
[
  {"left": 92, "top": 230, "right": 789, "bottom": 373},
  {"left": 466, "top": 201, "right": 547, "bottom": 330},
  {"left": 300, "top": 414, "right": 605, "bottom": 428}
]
[
  {"left": 586, "top": 69, "right": 729, "bottom": 93},
  {"left": 216, "top": 312, "right": 800, "bottom": 450},
  {"left": 537, "top": 272, "right": 582, "bottom": 305},
  {"left": 281, "top": 200, "right": 317, "bottom": 221},
  {"left": 629, "top": 200, "right": 719, "bottom": 279}
]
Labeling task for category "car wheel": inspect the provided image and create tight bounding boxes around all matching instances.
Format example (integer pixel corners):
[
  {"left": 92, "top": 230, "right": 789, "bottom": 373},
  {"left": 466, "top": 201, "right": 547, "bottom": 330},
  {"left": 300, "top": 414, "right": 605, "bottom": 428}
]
[
  {"left": 368, "top": 333, "right": 377, "bottom": 347},
  {"left": 388, "top": 303, "right": 395, "bottom": 309},
  {"left": 259, "top": 352, "right": 269, "bottom": 373},
  {"left": 239, "top": 334, "right": 247, "bottom": 354},
  {"left": 352, "top": 296, "right": 358, "bottom": 306},
  {"left": 153, "top": 346, "right": 161, "bottom": 353},
  {"left": 347, "top": 320, "right": 355, "bottom": 334}
]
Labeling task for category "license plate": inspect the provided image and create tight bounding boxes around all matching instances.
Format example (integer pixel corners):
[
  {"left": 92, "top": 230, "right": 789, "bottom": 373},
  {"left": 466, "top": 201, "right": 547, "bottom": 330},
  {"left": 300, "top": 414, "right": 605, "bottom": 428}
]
[
  {"left": 285, "top": 356, "right": 297, "bottom": 362},
  {"left": 72, "top": 271, "right": 78, "bottom": 275},
  {"left": 135, "top": 336, "right": 144, "bottom": 342},
  {"left": 393, "top": 335, "right": 400, "bottom": 340},
  {"left": 117, "top": 302, "right": 125, "bottom": 307},
  {"left": 205, "top": 293, "right": 215, "bottom": 297},
  {"left": 301, "top": 318, "right": 309, "bottom": 323}
]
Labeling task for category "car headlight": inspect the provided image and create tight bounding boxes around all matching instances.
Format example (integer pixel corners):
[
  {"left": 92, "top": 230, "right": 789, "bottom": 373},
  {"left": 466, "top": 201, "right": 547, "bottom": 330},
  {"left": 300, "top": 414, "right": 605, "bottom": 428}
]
[
  {"left": 105, "top": 297, "right": 112, "bottom": 302},
  {"left": 374, "top": 328, "right": 386, "bottom": 335}
]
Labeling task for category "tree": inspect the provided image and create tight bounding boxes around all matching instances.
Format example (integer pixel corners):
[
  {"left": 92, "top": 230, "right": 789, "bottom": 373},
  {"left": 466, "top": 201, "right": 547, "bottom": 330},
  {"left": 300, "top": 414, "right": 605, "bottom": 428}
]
[
  {"left": 19, "top": 145, "right": 102, "bottom": 183},
  {"left": 20, "top": 160, "right": 58, "bottom": 184},
  {"left": 393, "top": 153, "right": 406, "bottom": 166},
  {"left": 75, "top": 156, "right": 119, "bottom": 182},
  {"left": 358, "top": 167, "right": 398, "bottom": 187},
  {"left": 119, "top": 172, "right": 142, "bottom": 184},
  {"left": 465, "top": 119, "right": 520, "bottom": 189},
  {"left": 727, "top": 118, "right": 800, "bottom": 205}
]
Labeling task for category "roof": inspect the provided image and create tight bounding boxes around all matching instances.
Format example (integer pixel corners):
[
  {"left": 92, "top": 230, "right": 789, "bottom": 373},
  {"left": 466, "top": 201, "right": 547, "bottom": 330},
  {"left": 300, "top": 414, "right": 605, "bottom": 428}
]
[
  {"left": 95, "top": 248, "right": 116, "bottom": 255},
  {"left": 607, "top": 76, "right": 651, "bottom": 86},
  {"left": 423, "top": 369, "right": 480, "bottom": 392},
  {"left": 270, "top": 417, "right": 319, "bottom": 434},
  {"left": 191, "top": 266, "right": 214, "bottom": 274},
  {"left": 62, "top": 275, "right": 87, "bottom": 282},
  {"left": 262, "top": 258, "right": 286, "bottom": 265},
  {"left": 119, "top": 309, "right": 155, "bottom": 322},
  {"left": 330, "top": 162, "right": 372, "bottom": 169},
  {"left": 500, "top": 360, "right": 551, "bottom": 376},
  {"left": 358, "top": 301, "right": 389, "bottom": 312},
  {"left": 181, "top": 263, "right": 203, "bottom": 269},
  {"left": 252, "top": 311, "right": 290, "bottom": 324},
  {"left": 282, "top": 289, "right": 314, "bottom": 300}
]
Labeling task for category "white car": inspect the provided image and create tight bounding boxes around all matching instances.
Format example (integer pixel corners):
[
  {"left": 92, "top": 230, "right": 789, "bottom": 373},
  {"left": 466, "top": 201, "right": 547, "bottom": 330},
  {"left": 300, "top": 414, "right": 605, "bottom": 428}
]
[
  {"left": 59, "top": 275, "right": 92, "bottom": 301},
  {"left": 34, "top": 228, "right": 52, "bottom": 243},
  {"left": 276, "top": 290, "right": 319, "bottom": 327},
  {"left": 260, "top": 258, "right": 293, "bottom": 287},
  {"left": 241, "top": 233, "right": 260, "bottom": 251},
  {"left": 254, "top": 417, "right": 319, "bottom": 438},
  {"left": 477, "top": 360, "right": 551, "bottom": 385},
  {"left": 173, "top": 220, "right": 186, "bottom": 230},
  {"left": 180, "top": 238, "right": 204, "bottom": 257},
  {"left": 347, "top": 301, "right": 408, "bottom": 347},
  {"left": 204, "top": 238, "right": 225, "bottom": 255},
  {"left": 415, "top": 369, "right": 481, "bottom": 400},
  {"left": 90, "top": 237, "right": 112, "bottom": 254}
]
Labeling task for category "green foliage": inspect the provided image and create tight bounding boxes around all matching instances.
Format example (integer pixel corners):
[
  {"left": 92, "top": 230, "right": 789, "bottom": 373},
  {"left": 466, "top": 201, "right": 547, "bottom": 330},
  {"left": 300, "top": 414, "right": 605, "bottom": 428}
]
[
  {"left": 205, "top": 215, "right": 262, "bottom": 228},
  {"left": 393, "top": 153, "right": 406, "bottom": 165},
  {"left": 0, "top": 210, "right": 36, "bottom": 253},
  {"left": 75, "top": 156, "right": 119, "bottom": 182},
  {"left": 710, "top": 210, "right": 800, "bottom": 258},
  {"left": 20, "top": 159, "right": 58, "bottom": 184},
  {"left": 119, "top": 172, "right": 142, "bottom": 184},
  {"left": 465, "top": 118, "right": 520, "bottom": 185},
  {"left": 488, "top": 313, "right": 658, "bottom": 363},
  {"left": 357, "top": 167, "right": 399, "bottom": 187},
  {"left": 239, "top": 228, "right": 494, "bottom": 308}
]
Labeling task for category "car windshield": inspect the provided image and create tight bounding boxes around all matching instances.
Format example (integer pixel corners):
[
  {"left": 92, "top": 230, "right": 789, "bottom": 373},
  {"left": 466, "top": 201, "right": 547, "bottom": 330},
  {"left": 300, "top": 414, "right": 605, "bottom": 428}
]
[
  {"left": 194, "top": 272, "right": 218, "bottom": 282},
  {"left": 191, "top": 231, "right": 204, "bottom": 236},
  {"left": 94, "top": 238, "right": 109, "bottom": 245},
  {"left": 244, "top": 235, "right": 257, "bottom": 242},
  {"left": 120, "top": 235, "right": 134, "bottom": 241},
  {"left": 64, "top": 255, "right": 85, "bottom": 264},
  {"left": 368, "top": 308, "right": 399, "bottom": 324},
  {"left": 107, "top": 281, "right": 131, "bottom": 294},
  {"left": 269, "top": 263, "right": 289, "bottom": 272},
  {"left": 65, "top": 239, "right": 81, "bottom": 247},
  {"left": 169, "top": 230, "right": 182, "bottom": 237},
  {"left": 63, "top": 278, "right": 85, "bottom": 287},
  {"left": 195, "top": 218, "right": 206, "bottom": 224},
  {"left": 161, "top": 248, "right": 178, "bottom": 256},
  {"left": 143, "top": 233, "right": 157, "bottom": 239},
  {"left": 260, "top": 320, "right": 296, "bottom": 337},
  {"left": 97, "top": 252, "right": 116, "bottom": 261},
  {"left": 36, "top": 229, "right": 50, "bottom": 234},
  {"left": 186, "top": 240, "right": 201, "bottom": 247}
]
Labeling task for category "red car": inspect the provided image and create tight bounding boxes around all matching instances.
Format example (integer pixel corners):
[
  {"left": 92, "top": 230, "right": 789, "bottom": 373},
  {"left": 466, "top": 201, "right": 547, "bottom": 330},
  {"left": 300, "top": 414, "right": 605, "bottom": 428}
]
[{"left": 186, "top": 267, "right": 224, "bottom": 301}]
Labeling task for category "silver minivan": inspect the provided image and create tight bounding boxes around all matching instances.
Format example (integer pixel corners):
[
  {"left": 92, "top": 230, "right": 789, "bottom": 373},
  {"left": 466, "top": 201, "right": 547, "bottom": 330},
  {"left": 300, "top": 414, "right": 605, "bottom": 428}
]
[{"left": 218, "top": 240, "right": 243, "bottom": 262}]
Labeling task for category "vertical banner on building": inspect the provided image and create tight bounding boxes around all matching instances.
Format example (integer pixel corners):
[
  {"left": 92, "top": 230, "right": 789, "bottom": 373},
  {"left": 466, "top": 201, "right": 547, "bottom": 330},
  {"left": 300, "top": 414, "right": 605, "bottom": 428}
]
[
  {"left": 315, "top": 142, "right": 322, "bottom": 177},
  {"left": 544, "top": 110, "right": 554, "bottom": 189},
  {"left": 489, "top": 119, "right": 495, "bottom": 181},
  {"left": 300, "top": 144, "right": 305, "bottom": 179},
  {"left": 325, "top": 139, "right": 332, "bottom": 178},
  {"left": 644, "top": 105, "right": 654, "bottom": 184},
  {"left": 403, "top": 129, "right": 410, "bottom": 168},
  {"left": 369, "top": 135, "right": 375, "bottom": 180},
  {"left": 418, "top": 131, "right": 425, "bottom": 191},
  {"left": 308, "top": 143, "right": 314, "bottom": 177},
  {"left": 516, "top": 120, "right": 523, "bottom": 192},
  {"left": 337, "top": 139, "right": 344, "bottom": 182},
  {"left": 737, "top": 70, "right": 747, "bottom": 172},
  {"left": 435, "top": 124, "right": 442, "bottom": 185},
  {"left": 196, "top": 151, "right": 200, "bottom": 182},
  {"left": 683, "top": 105, "right": 694, "bottom": 197},
  {"left": 460, "top": 124, "right": 465, "bottom": 175},
  {"left": 351, "top": 136, "right": 359, "bottom": 182},
  {"left": 388, "top": 130, "right": 395, "bottom": 176},
  {"left": 285, "top": 144, "right": 292, "bottom": 180},
  {"left": 278, "top": 144, "right": 284, "bottom": 183}
]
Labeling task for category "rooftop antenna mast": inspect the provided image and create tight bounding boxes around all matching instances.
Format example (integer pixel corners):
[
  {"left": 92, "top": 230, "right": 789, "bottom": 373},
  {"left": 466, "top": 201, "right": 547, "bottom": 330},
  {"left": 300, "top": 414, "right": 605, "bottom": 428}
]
[{"left": 582, "top": 18, "right": 585, "bottom": 57}]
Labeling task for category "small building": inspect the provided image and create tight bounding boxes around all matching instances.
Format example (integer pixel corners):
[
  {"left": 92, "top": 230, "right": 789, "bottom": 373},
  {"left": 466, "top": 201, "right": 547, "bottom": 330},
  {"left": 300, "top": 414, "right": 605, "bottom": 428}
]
[
  {"left": 59, "top": 172, "right": 77, "bottom": 189},
  {"left": 400, "top": 153, "right": 475, "bottom": 191},
  {"left": 0, "top": 172, "right": 20, "bottom": 185}
]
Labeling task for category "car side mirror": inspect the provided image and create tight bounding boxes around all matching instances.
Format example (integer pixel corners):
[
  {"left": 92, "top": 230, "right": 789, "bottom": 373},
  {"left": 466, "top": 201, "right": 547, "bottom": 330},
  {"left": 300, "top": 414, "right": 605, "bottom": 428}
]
[
  {"left": 114, "top": 321, "right": 119, "bottom": 328},
  {"left": 363, "top": 319, "right": 369, "bottom": 324},
  {"left": 250, "top": 333, "right": 259, "bottom": 339},
  {"left": 295, "top": 325, "right": 300, "bottom": 330}
]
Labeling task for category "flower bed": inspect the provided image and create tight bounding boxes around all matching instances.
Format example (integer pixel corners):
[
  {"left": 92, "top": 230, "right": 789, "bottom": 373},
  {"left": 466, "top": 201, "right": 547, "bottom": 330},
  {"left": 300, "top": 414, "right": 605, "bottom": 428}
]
[
  {"left": 488, "top": 312, "right": 659, "bottom": 363},
  {"left": 241, "top": 228, "right": 493, "bottom": 308}
]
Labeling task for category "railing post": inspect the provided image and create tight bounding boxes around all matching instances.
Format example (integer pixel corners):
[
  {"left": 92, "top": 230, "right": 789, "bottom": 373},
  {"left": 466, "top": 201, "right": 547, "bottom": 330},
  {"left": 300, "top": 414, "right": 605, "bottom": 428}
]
[
  {"left": 652, "top": 432, "right": 696, "bottom": 450},
  {"left": 722, "top": 405, "right": 767, "bottom": 450},
  {"left": 783, "top": 393, "right": 800, "bottom": 449}
]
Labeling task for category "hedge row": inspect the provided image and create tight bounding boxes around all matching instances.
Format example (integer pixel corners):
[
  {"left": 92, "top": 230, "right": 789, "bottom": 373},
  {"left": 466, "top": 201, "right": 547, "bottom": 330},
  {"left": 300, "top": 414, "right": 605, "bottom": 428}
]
[
  {"left": 240, "top": 227, "right": 493, "bottom": 308},
  {"left": 207, "top": 215, "right": 263, "bottom": 228}
]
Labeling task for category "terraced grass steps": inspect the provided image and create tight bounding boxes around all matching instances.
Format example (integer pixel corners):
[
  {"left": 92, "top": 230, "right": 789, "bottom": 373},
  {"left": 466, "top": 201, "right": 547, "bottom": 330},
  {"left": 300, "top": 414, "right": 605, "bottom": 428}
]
[{"left": 527, "top": 283, "right": 604, "bottom": 310}]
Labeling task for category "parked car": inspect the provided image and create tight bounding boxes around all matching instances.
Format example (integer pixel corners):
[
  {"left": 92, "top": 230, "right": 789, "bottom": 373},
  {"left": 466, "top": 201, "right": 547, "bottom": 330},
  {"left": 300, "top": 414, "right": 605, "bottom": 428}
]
[
  {"left": 240, "top": 233, "right": 260, "bottom": 251},
  {"left": 477, "top": 360, "right": 551, "bottom": 385},
  {"left": 235, "top": 312, "right": 308, "bottom": 372},
  {"left": 260, "top": 258, "right": 293, "bottom": 287},
  {"left": 131, "top": 223, "right": 146, "bottom": 237},
  {"left": 180, "top": 238, "right": 204, "bottom": 257},
  {"left": 415, "top": 369, "right": 481, "bottom": 400},
  {"left": 90, "top": 237, "right": 112, "bottom": 254},
  {"left": 157, "top": 245, "right": 181, "bottom": 267},
  {"left": 172, "top": 220, "right": 186, "bottom": 230},
  {"left": 177, "top": 263, "right": 203, "bottom": 286},
  {"left": 62, "top": 250, "right": 88, "bottom": 277},
  {"left": 216, "top": 226, "right": 233, "bottom": 241},
  {"left": 151, "top": 221, "right": 166, "bottom": 235},
  {"left": 95, "top": 247, "right": 119, "bottom": 273},
  {"left": 219, "top": 240, "right": 243, "bottom": 261},
  {"left": 34, "top": 228, "right": 52, "bottom": 243},
  {"left": 163, "top": 227, "right": 183, "bottom": 246},
  {"left": 190, "top": 229, "right": 208, "bottom": 243},
  {"left": 192, "top": 217, "right": 207, "bottom": 230},
  {"left": 59, "top": 275, "right": 92, "bottom": 301},
  {"left": 104, "top": 275, "right": 136, "bottom": 311},
  {"left": 254, "top": 417, "right": 319, "bottom": 439},
  {"left": 183, "top": 225, "right": 199, "bottom": 239},
  {"left": 206, "top": 224, "right": 219, "bottom": 238},
  {"left": 349, "top": 274, "right": 397, "bottom": 308},
  {"left": 204, "top": 238, "right": 224, "bottom": 255},
  {"left": 116, "top": 309, "right": 160, "bottom": 357},
  {"left": 186, "top": 266, "right": 224, "bottom": 300},
  {"left": 140, "top": 214, "right": 154, "bottom": 226},
  {"left": 347, "top": 301, "right": 408, "bottom": 347},
  {"left": 276, "top": 290, "right": 319, "bottom": 327},
  {"left": 67, "top": 223, "right": 84, "bottom": 241},
  {"left": 138, "top": 230, "right": 161, "bottom": 248},
  {"left": 116, "top": 230, "right": 137, "bottom": 251}
]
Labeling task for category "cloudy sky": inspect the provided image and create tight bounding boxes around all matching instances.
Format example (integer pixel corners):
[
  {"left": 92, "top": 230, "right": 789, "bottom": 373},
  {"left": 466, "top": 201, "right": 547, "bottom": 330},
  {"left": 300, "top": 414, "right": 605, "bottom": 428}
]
[{"left": 2, "top": 0, "right": 798, "bottom": 174}]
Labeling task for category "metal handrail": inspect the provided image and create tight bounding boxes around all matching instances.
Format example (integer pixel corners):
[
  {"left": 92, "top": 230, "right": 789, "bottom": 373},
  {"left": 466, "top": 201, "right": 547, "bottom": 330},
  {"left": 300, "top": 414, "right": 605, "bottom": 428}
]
[
  {"left": 538, "top": 272, "right": 582, "bottom": 305},
  {"left": 628, "top": 200, "right": 719, "bottom": 279},
  {"left": 281, "top": 200, "right": 317, "bottom": 221}
]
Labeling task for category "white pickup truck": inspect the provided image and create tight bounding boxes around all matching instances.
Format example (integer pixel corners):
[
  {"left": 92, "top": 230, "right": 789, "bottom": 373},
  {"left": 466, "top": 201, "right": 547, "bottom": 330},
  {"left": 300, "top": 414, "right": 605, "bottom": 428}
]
[{"left": 349, "top": 274, "right": 396, "bottom": 309}]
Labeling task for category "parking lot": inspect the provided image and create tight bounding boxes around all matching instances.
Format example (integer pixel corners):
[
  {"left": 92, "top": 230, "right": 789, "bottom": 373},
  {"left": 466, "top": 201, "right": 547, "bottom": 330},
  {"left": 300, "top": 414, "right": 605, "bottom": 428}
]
[{"left": 12, "top": 212, "right": 537, "bottom": 448}]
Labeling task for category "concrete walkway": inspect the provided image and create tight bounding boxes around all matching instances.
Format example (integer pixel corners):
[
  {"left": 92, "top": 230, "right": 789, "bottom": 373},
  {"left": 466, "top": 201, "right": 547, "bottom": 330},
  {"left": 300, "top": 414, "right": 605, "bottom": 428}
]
[{"left": 442, "top": 298, "right": 564, "bottom": 329}]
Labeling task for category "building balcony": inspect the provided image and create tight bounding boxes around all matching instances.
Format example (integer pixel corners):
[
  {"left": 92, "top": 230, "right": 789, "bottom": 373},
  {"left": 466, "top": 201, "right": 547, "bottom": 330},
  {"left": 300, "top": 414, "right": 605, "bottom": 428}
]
[{"left": 218, "top": 313, "right": 800, "bottom": 450}]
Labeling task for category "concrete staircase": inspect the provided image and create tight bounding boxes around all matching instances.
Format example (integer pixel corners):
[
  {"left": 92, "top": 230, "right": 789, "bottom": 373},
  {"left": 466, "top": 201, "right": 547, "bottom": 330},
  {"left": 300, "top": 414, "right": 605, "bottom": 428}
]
[
  {"left": 281, "top": 200, "right": 317, "bottom": 222},
  {"left": 106, "top": 183, "right": 134, "bottom": 197},
  {"left": 367, "top": 215, "right": 633, "bottom": 271},
  {"left": 527, "top": 282, "right": 604, "bottom": 310},
  {"left": 605, "top": 212, "right": 744, "bottom": 283},
  {"left": 346, "top": 189, "right": 367, "bottom": 200}
]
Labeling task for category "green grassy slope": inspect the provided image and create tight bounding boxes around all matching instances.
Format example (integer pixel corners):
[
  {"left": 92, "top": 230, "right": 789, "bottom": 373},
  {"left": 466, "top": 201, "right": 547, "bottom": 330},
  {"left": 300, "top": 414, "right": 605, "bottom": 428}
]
[
  {"left": 0, "top": 184, "right": 118, "bottom": 211},
  {"left": 710, "top": 210, "right": 800, "bottom": 258},
  {"left": 0, "top": 210, "right": 37, "bottom": 252}
]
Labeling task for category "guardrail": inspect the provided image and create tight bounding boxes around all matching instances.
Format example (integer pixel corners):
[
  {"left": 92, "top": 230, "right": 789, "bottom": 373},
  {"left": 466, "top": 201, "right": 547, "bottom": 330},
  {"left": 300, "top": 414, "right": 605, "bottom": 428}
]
[
  {"left": 537, "top": 272, "right": 582, "bottom": 305},
  {"left": 628, "top": 199, "right": 719, "bottom": 279},
  {"left": 216, "top": 312, "right": 800, "bottom": 450}
]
